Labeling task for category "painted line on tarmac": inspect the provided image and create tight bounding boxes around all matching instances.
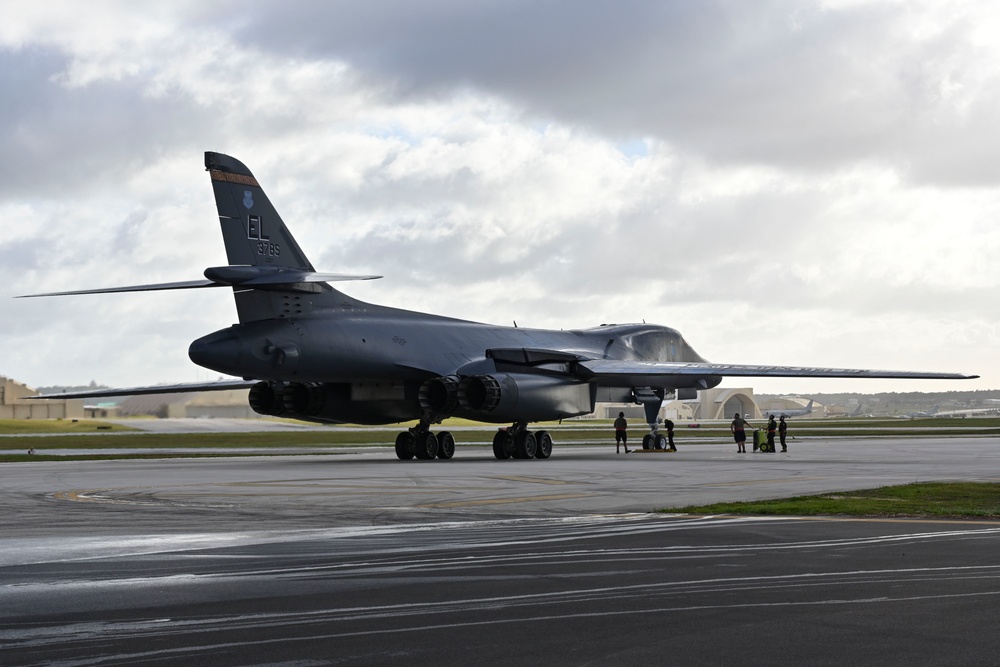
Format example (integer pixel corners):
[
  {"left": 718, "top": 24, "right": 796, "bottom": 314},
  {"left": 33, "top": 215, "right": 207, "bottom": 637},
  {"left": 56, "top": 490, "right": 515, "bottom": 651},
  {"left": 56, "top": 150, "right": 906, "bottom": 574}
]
[
  {"left": 705, "top": 476, "right": 831, "bottom": 487},
  {"left": 416, "top": 493, "right": 594, "bottom": 508},
  {"left": 488, "top": 475, "right": 574, "bottom": 485}
]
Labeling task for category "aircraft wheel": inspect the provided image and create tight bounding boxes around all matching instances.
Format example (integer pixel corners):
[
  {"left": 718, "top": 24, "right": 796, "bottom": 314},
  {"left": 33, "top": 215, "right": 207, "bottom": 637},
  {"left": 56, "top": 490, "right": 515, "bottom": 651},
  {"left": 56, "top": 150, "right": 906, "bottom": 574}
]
[
  {"left": 534, "top": 430, "right": 553, "bottom": 459},
  {"left": 395, "top": 432, "right": 415, "bottom": 460},
  {"left": 642, "top": 434, "right": 653, "bottom": 450},
  {"left": 655, "top": 434, "right": 668, "bottom": 450},
  {"left": 514, "top": 432, "right": 537, "bottom": 459},
  {"left": 415, "top": 432, "right": 439, "bottom": 460},
  {"left": 436, "top": 431, "right": 455, "bottom": 460},
  {"left": 493, "top": 431, "right": 512, "bottom": 460}
]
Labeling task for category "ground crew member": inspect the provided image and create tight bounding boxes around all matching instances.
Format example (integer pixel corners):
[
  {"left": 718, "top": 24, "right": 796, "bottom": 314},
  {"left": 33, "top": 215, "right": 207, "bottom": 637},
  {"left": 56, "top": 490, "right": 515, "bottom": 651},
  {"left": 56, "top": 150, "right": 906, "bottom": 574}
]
[
  {"left": 779, "top": 415, "right": 788, "bottom": 452},
  {"left": 767, "top": 415, "right": 777, "bottom": 452},
  {"left": 731, "top": 412, "right": 750, "bottom": 453},
  {"left": 614, "top": 412, "right": 630, "bottom": 453},
  {"left": 664, "top": 418, "right": 676, "bottom": 451}
]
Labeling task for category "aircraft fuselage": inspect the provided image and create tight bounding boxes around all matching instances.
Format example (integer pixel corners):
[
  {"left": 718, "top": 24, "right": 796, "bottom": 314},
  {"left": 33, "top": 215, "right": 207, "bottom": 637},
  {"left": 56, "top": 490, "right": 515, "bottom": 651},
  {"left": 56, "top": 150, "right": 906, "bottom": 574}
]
[{"left": 188, "top": 301, "right": 716, "bottom": 425}]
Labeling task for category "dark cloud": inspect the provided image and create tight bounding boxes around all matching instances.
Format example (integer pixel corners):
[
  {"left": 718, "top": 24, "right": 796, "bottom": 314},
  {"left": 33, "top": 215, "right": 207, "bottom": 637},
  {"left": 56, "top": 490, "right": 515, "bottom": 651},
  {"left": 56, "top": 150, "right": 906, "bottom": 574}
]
[
  {"left": 215, "top": 1, "right": 1000, "bottom": 185},
  {"left": 0, "top": 45, "right": 220, "bottom": 200}
]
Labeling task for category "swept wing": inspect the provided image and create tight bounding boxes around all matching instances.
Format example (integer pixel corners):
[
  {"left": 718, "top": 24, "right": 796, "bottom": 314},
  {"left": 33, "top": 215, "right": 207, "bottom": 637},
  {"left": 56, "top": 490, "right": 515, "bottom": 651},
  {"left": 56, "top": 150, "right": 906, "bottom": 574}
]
[
  {"left": 31, "top": 379, "right": 257, "bottom": 400},
  {"left": 577, "top": 359, "right": 975, "bottom": 384}
]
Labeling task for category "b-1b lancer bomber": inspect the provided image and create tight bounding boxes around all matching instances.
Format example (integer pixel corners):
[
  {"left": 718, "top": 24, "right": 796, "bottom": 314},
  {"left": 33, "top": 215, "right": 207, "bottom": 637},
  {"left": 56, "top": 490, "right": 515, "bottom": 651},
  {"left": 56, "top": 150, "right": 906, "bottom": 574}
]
[{"left": 22, "top": 152, "right": 978, "bottom": 461}]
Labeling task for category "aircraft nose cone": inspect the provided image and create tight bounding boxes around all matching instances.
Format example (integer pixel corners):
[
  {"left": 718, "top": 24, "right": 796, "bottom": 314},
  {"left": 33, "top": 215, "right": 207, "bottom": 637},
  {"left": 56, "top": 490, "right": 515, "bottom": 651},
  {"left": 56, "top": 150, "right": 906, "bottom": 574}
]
[{"left": 189, "top": 331, "right": 242, "bottom": 373}]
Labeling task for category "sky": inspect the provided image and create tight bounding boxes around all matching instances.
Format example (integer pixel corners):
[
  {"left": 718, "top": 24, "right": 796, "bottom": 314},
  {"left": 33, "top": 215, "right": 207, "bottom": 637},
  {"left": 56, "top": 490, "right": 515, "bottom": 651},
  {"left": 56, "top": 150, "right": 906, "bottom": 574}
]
[{"left": 1, "top": 0, "right": 997, "bottom": 396}]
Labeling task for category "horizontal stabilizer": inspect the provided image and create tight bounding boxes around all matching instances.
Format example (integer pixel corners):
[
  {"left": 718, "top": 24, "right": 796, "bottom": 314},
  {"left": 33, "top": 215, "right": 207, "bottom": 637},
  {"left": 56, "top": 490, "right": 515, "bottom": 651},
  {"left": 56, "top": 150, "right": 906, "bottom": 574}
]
[
  {"left": 16, "top": 280, "right": 220, "bottom": 298},
  {"left": 16, "top": 266, "right": 381, "bottom": 298},
  {"left": 27, "top": 379, "right": 258, "bottom": 400},
  {"left": 203, "top": 265, "right": 381, "bottom": 286}
]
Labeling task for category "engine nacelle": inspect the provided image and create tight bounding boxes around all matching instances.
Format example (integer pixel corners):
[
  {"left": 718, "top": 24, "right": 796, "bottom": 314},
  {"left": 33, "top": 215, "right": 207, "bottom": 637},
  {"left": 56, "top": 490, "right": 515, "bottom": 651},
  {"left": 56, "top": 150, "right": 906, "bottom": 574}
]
[
  {"left": 457, "top": 373, "right": 594, "bottom": 422},
  {"left": 275, "top": 381, "right": 421, "bottom": 425}
]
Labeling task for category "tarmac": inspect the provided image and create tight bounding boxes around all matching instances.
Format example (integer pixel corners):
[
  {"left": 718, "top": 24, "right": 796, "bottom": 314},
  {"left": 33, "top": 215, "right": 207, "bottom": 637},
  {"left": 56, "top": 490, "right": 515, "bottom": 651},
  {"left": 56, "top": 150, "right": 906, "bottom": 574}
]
[{"left": 3, "top": 433, "right": 1000, "bottom": 665}]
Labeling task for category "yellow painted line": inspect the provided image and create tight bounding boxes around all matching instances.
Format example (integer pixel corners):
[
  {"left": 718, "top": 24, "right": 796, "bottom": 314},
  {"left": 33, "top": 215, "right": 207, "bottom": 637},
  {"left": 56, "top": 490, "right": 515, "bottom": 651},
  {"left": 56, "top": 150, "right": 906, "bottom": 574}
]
[
  {"left": 417, "top": 493, "right": 593, "bottom": 508},
  {"left": 489, "top": 475, "right": 573, "bottom": 485},
  {"left": 52, "top": 490, "right": 107, "bottom": 503}
]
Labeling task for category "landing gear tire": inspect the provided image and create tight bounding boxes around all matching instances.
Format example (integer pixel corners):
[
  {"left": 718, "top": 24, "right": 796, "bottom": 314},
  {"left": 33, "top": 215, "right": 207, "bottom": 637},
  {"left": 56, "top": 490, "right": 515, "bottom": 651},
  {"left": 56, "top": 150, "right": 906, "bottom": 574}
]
[
  {"left": 414, "top": 432, "right": 439, "bottom": 460},
  {"left": 436, "top": 431, "right": 455, "bottom": 460},
  {"left": 395, "top": 432, "right": 415, "bottom": 460},
  {"left": 534, "top": 430, "right": 553, "bottom": 459},
  {"left": 514, "top": 432, "right": 537, "bottom": 459},
  {"left": 655, "top": 434, "right": 668, "bottom": 450},
  {"left": 493, "top": 431, "right": 512, "bottom": 460},
  {"left": 642, "top": 434, "right": 653, "bottom": 450}
]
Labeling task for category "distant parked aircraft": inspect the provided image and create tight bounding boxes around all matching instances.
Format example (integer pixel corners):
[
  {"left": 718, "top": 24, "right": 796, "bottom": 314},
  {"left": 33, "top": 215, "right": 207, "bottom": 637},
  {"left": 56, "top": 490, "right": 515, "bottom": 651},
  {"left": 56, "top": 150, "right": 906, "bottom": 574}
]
[
  {"left": 903, "top": 406, "right": 940, "bottom": 419},
  {"left": 765, "top": 399, "right": 814, "bottom": 419}
]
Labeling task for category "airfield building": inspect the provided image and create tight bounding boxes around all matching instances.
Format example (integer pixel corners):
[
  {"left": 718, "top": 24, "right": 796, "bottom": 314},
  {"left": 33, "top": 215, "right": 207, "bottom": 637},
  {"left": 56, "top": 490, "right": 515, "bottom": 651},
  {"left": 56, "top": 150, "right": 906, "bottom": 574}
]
[{"left": 0, "top": 376, "right": 83, "bottom": 420}]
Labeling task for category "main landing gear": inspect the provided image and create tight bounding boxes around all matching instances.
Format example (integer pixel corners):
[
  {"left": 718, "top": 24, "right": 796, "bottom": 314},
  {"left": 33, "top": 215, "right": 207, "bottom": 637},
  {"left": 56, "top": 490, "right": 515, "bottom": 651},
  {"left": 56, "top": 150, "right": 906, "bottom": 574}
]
[
  {"left": 394, "top": 418, "right": 553, "bottom": 462},
  {"left": 492, "top": 421, "right": 552, "bottom": 461},
  {"left": 394, "top": 416, "right": 455, "bottom": 461},
  {"left": 641, "top": 422, "right": 671, "bottom": 451}
]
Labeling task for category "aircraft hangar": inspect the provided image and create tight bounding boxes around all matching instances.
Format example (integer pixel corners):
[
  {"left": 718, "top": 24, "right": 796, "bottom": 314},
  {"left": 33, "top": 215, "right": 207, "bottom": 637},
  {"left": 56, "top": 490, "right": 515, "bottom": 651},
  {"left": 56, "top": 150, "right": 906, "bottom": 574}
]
[
  {"left": 0, "top": 376, "right": 83, "bottom": 420},
  {"left": 596, "top": 387, "right": 764, "bottom": 421}
]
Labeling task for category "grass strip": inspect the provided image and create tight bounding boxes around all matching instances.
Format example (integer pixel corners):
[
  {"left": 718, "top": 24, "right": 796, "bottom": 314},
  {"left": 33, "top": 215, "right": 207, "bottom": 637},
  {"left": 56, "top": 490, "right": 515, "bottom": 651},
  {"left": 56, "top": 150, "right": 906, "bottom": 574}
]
[
  {"left": 0, "top": 419, "right": 136, "bottom": 434},
  {"left": 666, "top": 482, "right": 1000, "bottom": 519}
]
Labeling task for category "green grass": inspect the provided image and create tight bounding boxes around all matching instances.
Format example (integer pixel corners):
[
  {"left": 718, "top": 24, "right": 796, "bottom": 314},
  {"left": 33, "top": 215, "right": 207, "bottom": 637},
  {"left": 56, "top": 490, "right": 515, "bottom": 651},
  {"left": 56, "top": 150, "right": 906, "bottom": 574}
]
[
  {"left": 666, "top": 482, "right": 1000, "bottom": 519},
  {"left": 4, "top": 416, "right": 1000, "bottom": 464},
  {"left": 0, "top": 419, "right": 136, "bottom": 434}
]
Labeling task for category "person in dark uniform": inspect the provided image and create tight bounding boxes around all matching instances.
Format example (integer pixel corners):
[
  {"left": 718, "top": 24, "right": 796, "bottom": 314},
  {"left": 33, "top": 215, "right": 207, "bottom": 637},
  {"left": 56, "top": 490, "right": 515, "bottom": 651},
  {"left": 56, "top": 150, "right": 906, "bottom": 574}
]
[
  {"left": 614, "top": 412, "right": 630, "bottom": 453},
  {"left": 767, "top": 415, "right": 777, "bottom": 453},
  {"left": 730, "top": 412, "right": 750, "bottom": 453},
  {"left": 664, "top": 418, "right": 676, "bottom": 451},
  {"left": 779, "top": 415, "right": 788, "bottom": 452}
]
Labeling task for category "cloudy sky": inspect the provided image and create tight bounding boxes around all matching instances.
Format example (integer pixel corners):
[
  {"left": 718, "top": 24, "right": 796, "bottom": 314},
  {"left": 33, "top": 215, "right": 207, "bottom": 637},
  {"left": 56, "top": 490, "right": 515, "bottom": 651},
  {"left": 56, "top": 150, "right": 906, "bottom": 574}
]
[{"left": 2, "top": 0, "right": 996, "bottom": 396}]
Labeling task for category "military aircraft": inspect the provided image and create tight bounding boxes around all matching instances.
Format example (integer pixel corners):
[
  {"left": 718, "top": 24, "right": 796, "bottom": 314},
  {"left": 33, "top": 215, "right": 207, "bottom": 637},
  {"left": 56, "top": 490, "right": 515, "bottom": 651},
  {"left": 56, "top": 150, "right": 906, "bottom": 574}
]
[
  {"left": 902, "top": 406, "right": 940, "bottom": 419},
  {"left": 764, "top": 399, "right": 814, "bottom": 419},
  {"left": 21, "top": 152, "right": 978, "bottom": 461}
]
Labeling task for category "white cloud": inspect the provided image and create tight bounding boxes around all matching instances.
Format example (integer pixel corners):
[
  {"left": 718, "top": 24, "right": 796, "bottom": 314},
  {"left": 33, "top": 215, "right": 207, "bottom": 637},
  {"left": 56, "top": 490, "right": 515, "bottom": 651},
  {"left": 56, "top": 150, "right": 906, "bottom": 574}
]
[{"left": 0, "top": 0, "right": 994, "bottom": 396}]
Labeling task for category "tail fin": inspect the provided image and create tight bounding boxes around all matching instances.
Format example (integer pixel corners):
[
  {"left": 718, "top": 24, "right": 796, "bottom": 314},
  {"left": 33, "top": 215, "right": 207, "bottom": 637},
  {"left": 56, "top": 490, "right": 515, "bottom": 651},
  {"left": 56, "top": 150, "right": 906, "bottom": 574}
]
[
  {"left": 18, "top": 153, "right": 378, "bottom": 313},
  {"left": 205, "top": 152, "right": 379, "bottom": 323},
  {"left": 205, "top": 152, "right": 314, "bottom": 271}
]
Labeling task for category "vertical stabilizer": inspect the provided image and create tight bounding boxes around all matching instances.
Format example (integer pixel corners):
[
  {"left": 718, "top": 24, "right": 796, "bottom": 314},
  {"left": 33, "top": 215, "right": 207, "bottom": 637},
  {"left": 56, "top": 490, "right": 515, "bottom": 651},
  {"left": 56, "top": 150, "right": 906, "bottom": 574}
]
[
  {"left": 205, "top": 152, "right": 314, "bottom": 271},
  {"left": 205, "top": 152, "right": 340, "bottom": 322}
]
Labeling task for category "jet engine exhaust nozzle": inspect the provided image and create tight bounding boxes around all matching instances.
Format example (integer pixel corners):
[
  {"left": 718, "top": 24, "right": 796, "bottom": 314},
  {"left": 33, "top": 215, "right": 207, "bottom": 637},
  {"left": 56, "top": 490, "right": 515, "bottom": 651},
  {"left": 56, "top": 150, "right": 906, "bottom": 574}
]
[
  {"left": 419, "top": 375, "right": 461, "bottom": 415},
  {"left": 458, "top": 375, "right": 502, "bottom": 412},
  {"left": 248, "top": 381, "right": 285, "bottom": 416}
]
